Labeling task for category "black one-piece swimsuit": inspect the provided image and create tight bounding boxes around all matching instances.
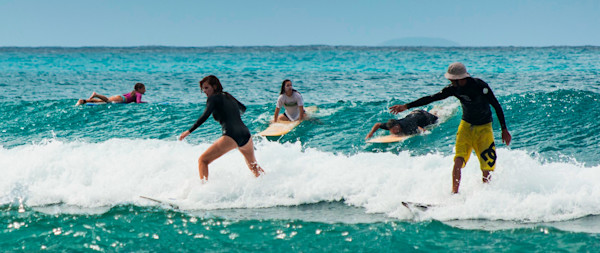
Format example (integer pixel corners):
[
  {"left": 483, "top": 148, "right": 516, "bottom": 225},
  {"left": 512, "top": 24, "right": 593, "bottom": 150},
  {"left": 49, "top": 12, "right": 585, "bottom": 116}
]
[{"left": 188, "top": 93, "right": 251, "bottom": 147}]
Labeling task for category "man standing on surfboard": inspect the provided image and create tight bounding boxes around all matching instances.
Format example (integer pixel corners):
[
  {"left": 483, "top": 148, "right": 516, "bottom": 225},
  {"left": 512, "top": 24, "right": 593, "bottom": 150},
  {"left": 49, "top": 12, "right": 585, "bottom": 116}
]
[
  {"left": 365, "top": 110, "right": 438, "bottom": 140},
  {"left": 389, "top": 62, "right": 511, "bottom": 194}
]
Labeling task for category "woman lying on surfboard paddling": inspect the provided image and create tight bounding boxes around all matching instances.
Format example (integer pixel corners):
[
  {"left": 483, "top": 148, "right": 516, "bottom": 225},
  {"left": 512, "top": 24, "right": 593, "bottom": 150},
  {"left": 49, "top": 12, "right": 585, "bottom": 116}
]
[
  {"left": 179, "top": 75, "right": 264, "bottom": 181},
  {"left": 273, "top": 79, "right": 306, "bottom": 122},
  {"left": 365, "top": 109, "right": 438, "bottom": 140},
  {"left": 76, "top": 83, "right": 146, "bottom": 105}
]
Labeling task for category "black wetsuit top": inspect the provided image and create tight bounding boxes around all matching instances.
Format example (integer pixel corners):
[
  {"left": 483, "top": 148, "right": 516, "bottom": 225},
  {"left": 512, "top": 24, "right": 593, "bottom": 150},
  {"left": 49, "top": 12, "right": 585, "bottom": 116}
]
[
  {"left": 188, "top": 93, "right": 251, "bottom": 147},
  {"left": 379, "top": 110, "right": 438, "bottom": 135},
  {"left": 406, "top": 77, "right": 507, "bottom": 130}
]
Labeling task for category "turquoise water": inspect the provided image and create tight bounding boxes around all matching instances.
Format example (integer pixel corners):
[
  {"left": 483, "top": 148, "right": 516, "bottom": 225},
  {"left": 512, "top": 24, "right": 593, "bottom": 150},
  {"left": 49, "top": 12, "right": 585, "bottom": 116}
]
[{"left": 2, "top": 46, "right": 600, "bottom": 251}]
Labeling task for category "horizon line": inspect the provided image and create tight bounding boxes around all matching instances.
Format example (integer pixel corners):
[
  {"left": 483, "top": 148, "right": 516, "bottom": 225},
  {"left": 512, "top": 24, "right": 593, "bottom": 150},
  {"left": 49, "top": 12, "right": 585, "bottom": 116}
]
[{"left": 1, "top": 44, "right": 599, "bottom": 49}]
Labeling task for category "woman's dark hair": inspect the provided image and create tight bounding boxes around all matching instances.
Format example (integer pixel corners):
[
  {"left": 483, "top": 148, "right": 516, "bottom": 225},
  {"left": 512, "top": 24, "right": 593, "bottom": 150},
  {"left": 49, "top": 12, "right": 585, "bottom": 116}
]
[
  {"left": 279, "top": 79, "right": 298, "bottom": 95},
  {"left": 386, "top": 119, "right": 401, "bottom": 130},
  {"left": 279, "top": 80, "right": 290, "bottom": 94},
  {"left": 200, "top": 75, "right": 223, "bottom": 93},
  {"left": 199, "top": 75, "right": 245, "bottom": 113},
  {"left": 134, "top": 83, "right": 145, "bottom": 91},
  {"left": 130, "top": 83, "right": 145, "bottom": 96}
]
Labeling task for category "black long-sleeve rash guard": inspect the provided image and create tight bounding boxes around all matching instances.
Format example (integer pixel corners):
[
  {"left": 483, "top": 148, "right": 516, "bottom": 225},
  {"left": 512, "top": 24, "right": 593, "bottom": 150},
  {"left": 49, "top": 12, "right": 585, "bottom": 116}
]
[
  {"left": 188, "top": 92, "right": 249, "bottom": 140},
  {"left": 406, "top": 77, "right": 508, "bottom": 130},
  {"left": 379, "top": 110, "right": 438, "bottom": 135}
]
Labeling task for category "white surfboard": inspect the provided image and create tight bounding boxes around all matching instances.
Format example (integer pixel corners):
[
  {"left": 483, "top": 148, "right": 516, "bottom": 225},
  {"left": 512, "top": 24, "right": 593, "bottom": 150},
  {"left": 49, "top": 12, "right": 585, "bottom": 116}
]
[{"left": 258, "top": 106, "right": 318, "bottom": 137}]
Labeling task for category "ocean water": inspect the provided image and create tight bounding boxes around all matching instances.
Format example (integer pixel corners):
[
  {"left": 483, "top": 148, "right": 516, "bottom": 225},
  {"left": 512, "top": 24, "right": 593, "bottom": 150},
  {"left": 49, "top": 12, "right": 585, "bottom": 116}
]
[{"left": 1, "top": 46, "right": 600, "bottom": 251}]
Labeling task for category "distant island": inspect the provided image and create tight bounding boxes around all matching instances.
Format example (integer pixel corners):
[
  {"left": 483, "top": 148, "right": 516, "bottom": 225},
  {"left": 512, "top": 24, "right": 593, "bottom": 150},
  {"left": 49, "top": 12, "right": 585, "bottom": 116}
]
[{"left": 380, "top": 37, "right": 460, "bottom": 47}]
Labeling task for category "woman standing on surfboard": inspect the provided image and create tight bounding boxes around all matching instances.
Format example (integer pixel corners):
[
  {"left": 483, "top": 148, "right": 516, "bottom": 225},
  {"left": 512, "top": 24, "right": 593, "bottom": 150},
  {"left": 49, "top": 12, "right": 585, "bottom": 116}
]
[
  {"left": 273, "top": 79, "right": 305, "bottom": 122},
  {"left": 76, "top": 83, "right": 146, "bottom": 105},
  {"left": 179, "top": 75, "right": 264, "bottom": 181}
]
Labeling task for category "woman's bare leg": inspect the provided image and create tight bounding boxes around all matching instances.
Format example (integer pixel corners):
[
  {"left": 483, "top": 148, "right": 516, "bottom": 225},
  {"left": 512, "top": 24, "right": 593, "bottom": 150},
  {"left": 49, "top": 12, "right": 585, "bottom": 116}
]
[
  {"left": 76, "top": 98, "right": 104, "bottom": 105},
  {"left": 89, "top": 92, "right": 110, "bottom": 102},
  {"left": 198, "top": 136, "right": 238, "bottom": 181},
  {"left": 277, "top": 114, "right": 290, "bottom": 121},
  {"left": 238, "top": 138, "right": 264, "bottom": 177},
  {"left": 87, "top": 92, "right": 124, "bottom": 103}
]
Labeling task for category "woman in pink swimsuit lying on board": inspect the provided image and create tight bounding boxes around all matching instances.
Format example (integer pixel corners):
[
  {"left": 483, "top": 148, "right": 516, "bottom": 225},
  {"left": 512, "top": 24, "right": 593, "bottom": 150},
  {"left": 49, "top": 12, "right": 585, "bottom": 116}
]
[{"left": 76, "top": 83, "right": 146, "bottom": 105}]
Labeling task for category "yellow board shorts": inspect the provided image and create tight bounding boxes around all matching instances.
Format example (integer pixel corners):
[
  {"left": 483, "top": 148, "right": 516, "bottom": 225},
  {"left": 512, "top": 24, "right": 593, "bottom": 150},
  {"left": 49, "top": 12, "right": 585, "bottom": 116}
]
[{"left": 454, "top": 120, "right": 497, "bottom": 171}]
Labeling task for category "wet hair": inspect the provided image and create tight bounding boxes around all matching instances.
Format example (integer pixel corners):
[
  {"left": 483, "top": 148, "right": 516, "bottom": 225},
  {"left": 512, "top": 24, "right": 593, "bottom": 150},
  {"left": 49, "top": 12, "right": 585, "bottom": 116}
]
[
  {"left": 200, "top": 75, "right": 223, "bottom": 93},
  {"left": 129, "top": 83, "right": 145, "bottom": 97},
  {"left": 386, "top": 119, "right": 402, "bottom": 130},
  {"left": 199, "top": 75, "right": 243, "bottom": 109},
  {"left": 134, "top": 83, "right": 145, "bottom": 91},
  {"left": 279, "top": 79, "right": 298, "bottom": 95}
]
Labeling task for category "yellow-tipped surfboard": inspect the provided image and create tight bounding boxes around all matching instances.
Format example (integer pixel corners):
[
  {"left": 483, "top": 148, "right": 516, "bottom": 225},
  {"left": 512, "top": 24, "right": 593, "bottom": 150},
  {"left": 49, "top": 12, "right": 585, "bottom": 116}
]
[
  {"left": 258, "top": 106, "right": 317, "bottom": 137},
  {"left": 366, "top": 134, "right": 410, "bottom": 143}
]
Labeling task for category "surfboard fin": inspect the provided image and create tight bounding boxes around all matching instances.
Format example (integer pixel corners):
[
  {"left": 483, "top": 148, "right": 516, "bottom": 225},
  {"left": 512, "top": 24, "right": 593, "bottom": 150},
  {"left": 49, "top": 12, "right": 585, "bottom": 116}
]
[
  {"left": 402, "top": 201, "right": 433, "bottom": 211},
  {"left": 140, "top": 196, "right": 180, "bottom": 210}
]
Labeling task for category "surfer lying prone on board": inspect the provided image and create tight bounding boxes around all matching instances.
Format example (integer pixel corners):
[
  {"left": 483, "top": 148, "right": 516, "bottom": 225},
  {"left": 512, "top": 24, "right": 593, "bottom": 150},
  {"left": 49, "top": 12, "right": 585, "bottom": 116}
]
[
  {"left": 273, "top": 79, "right": 306, "bottom": 122},
  {"left": 365, "top": 110, "right": 438, "bottom": 140},
  {"left": 76, "top": 83, "right": 146, "bottom": 105},
  {"left": 179, "top": 75, "right": 264, "bottom": 181}
]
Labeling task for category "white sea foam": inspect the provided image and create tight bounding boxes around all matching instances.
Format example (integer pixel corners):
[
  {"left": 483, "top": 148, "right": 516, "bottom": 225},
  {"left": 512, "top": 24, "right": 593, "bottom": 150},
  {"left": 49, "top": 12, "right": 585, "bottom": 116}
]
[{"left": 1, "top": 138, "right": 599, "bottom": 223}]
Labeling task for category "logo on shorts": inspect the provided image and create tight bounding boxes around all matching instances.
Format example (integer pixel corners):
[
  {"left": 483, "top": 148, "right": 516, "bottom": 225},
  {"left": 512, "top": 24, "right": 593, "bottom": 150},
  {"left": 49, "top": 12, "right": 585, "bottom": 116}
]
[{"left": 480, "top": 142, "right": 496, "bottom": 167}]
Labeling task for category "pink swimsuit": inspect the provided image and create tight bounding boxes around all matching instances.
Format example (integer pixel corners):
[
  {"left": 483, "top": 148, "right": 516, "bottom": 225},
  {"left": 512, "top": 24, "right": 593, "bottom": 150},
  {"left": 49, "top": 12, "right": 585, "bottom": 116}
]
[{"left": 122, "top": 92, "right": 144, "bottom": 103}]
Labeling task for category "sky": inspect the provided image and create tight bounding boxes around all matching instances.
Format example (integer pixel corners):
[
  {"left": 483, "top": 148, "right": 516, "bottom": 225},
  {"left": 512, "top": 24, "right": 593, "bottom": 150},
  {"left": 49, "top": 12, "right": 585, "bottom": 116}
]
[{"left": 1, "top": 0, "right": 599, "bottom": 47}]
